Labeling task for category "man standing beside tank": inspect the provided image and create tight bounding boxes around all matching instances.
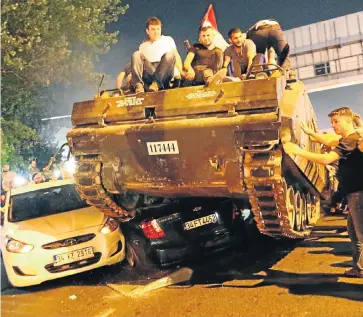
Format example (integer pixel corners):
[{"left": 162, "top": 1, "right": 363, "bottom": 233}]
[
  {"left": 223, "top": 28, "right": 256, "bottom": 79},
  {"left": 183, "top": 26, "right": 223, "bottom": 86},
  {"left": 284, "top": 107, "right": 363, "bottom": 278},
  {"left": 131, "top": 17, "right": 185, "bottom": 93},
  {"left": 247, "top": 19, "right": 289, "bottom": 68}
]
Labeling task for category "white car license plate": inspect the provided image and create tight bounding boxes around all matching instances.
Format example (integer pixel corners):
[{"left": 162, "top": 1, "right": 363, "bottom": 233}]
[
  {"left": 147, "top": 141, "right": 179, "bottom": 155},
  {"left": 184, "top": 214, "right": 217, "bottom": 231},
  {"left": 53, "top": 247, "right": 94, "bottom": 266}
]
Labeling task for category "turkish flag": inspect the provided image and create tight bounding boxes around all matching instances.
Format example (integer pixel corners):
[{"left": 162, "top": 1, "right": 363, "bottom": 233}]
[
  {"left": 201, "top": 4, "right": 218, "bottom": 30},
  {"left": 200, "top": 4, "right": 228, "bottom": 51}
]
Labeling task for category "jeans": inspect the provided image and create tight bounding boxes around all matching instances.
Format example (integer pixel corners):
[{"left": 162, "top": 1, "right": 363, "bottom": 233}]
[
  {"left": 131, "top": 51, "right": 176, "bottom": 89},
  {"left": 247, "top": 24, "right": 289, "bottom": 66},
  {"left": 347, "top": 190, "right": 363, "bottom": 273}
]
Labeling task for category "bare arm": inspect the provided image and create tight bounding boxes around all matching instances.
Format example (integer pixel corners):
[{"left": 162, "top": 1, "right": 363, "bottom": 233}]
[
  {"left": 116, "top": 71, "right": 125, "bottom": 89},
  {"left": 300, "top": 122, "right": 340, "bottom": 147},
  {"left": 172, "top": 48, "right": 185, "bottom": 77},
  {"left": 267, "top": 47, "right": 275, "bottom": 64},
  {"left": 247, "top": 44, "right": 256, "bottom": 70},
  {"left": 284, "top": 142, "right": 340, "bottom": 165},
  {"left": 183, "top": 51, "right": 196, "bottom": 80},
  {"left": 223, "top": 55, "right": 231, "bottom": 69}
]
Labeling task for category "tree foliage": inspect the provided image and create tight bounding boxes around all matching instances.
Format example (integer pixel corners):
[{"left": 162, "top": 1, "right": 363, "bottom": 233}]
[
  {"left": 1, "top": 0, "right": 129, "bottom": 170},
  {"left": 2, "top": 0, "right": 129, "bottom": 87}
]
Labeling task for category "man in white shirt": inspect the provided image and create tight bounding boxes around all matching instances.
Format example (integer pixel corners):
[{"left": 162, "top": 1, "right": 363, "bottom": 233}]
[
  {"left": 246, "top": 19, "right": 289, "bottom": 68},
  {"left": 131, "top": 17, "right": 185, "bottom": 93}
]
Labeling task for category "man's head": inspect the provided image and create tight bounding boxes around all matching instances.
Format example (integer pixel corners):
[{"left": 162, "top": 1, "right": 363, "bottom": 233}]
[
  {"left": 2, "top": 164, "right": 9, "bottom": 173},
  {"left": 146, "top": 17, "right": 162, "bottom": 42},
  {"left": 32, "top": 172, "right": 44, "bottom": 184},
  {"left": 30, "top": 160, "right": 37, "bottom": 168},
  {"left": 228, "top": 28, "right": 245, "bottom": 47},
  {"left": 328, "top": 107, "right": 354, "bottom": 136},
  {"left": 199, "top": 26, "right": 215, "bottom": 48}
]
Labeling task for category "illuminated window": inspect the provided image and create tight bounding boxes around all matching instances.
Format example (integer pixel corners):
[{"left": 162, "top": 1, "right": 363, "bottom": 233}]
[{"left": 314, "top": 62, "right": 330, "bottom": 76}]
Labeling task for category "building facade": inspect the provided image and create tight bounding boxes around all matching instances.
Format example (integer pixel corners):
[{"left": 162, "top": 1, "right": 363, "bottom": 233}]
[{"left": 285, "top": 11, "right": 363, "bottom": 92}]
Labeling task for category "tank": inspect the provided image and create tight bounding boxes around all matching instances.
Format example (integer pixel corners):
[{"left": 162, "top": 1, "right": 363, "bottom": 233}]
[{"left": 67, "top": 66, "right": 328, "bottom": 239}]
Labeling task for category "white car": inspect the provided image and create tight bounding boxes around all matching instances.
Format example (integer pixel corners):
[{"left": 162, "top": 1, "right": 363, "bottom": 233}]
[{"left": 0, "top": 180, "right": 125, "bottom": 288}]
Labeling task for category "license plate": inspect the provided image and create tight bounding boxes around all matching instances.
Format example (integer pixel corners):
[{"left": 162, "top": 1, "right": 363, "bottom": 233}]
[
  {"left": 147, "top": 141, "right": 179, "bottom": 155},
  {"left": 53, "top": 247, "right": 94, "bottom": 266},
  {"left": 184, "top": 214, "right": 217, "bottom": 231}
]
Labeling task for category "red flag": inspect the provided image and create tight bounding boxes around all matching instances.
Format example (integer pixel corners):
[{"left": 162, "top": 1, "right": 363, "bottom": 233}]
[
  {"left": 201, "top": 4, "right": 218, "bottom": 30},
  {"left": 200, "top": 4, "right": 229, "bottom": 51}
]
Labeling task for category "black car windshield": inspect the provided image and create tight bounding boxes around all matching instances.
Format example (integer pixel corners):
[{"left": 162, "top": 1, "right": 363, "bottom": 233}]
[{"left": 9, "top": 184, "right": 88, "bottom": 222}]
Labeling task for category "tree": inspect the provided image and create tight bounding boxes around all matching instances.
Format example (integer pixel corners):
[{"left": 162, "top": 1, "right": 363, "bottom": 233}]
[
  {"left": 2, "top": 0, "right": 129, "bottom": 87},
  {"left": 1, "top": 0, "right": 129, "bottom": 170}
]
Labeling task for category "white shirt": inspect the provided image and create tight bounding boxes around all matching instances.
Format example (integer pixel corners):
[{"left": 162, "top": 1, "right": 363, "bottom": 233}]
[
  {"left": 139, "top": 35, "right": 177, "bottom": 63},
  {"left": 253, "top": 19, "right": 279, "bottom": 31}
]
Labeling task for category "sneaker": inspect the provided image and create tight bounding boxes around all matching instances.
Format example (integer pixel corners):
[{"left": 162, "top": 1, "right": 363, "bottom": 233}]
[
  {"left": 148, "top": 81, "right": 159, "bottom": 92},
  {"left": 135, "top": 83, "right": 144, "bottom": 93},
  {"left": 344, "top": 268, "right": 363, "bottom": 278}
]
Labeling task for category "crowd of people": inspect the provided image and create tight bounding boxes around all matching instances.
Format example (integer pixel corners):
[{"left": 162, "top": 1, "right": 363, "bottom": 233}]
[
  {"left": 0, "top": 157, "right": 74, "bottom": 206},
  {"left": 116, "top": 17, "right": 289, "bottom": 92}
]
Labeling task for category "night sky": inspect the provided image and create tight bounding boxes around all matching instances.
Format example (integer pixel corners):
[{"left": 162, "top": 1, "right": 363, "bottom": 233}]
[{"left": 96, "top": 0, "right": 363, "bottom": 129}]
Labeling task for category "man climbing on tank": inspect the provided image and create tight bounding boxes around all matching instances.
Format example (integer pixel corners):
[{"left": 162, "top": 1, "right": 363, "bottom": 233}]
[
  {"left": 246, "top": 19, "right": 290, "bottom": 69},
  {"left": 183, "top": 26, "right": 224, "bottom": 86},
  {"left": 284, "top": 107, "right": 363, "bottom": 278},
  {"left": 131, "top": 17, "right": 185, "bottom": 93},
  {"left": 222, "top": 28, "right": 256, "bottom": 79}
]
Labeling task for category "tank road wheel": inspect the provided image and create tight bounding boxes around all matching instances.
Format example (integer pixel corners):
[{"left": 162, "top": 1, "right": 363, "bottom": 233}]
[
  {"left": 295, "top": 192, "right": 302, "bottom": 231},
  {"left": 311, "top": 195, "right": 321, "bottom": 221},
  {"left": 301, "top": 195, "right": 308, "bottom": 231},
  {"left": 306, "top": 193, "right": 313, "bottom": 224},
  {"left": 286, "top": 185, "right": 296, "bottom": 230}
]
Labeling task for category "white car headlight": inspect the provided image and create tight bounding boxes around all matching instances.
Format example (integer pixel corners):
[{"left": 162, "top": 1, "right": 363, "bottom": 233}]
[
  {"left": 100, "top": 218, "right": 119, "bottom": 234},
  {"left": 5, "top": 236, "right": 34, "bottom": 253}
]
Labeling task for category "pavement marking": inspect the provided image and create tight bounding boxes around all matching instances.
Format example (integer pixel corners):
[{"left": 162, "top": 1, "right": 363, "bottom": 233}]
[{"left": 105, "top": 267, "right": 193, "bottom": 298}]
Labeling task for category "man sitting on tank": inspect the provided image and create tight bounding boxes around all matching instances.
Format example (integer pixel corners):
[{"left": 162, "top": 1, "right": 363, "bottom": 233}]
[
  {"left": 222, "top": 28, "right": 256, "bottom": 79},
  {"left": 131, "top": 17, "right": 185, "bottom": 93},
  {"left": 183, "top": 26, "right": 223, "bottom": 86},
  {"left": 246, "top": 19, "right": 290, "bottom": 69}
]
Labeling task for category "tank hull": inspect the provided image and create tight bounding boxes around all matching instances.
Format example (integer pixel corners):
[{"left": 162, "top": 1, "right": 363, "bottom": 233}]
[{"left": 68, "top": 75, "right": 327, "bottom": 238}]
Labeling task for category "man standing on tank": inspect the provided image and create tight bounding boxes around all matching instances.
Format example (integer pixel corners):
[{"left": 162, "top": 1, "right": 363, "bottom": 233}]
[
  {"left": 246, "top": 19, "right": 289, "bottom": 68},
  {"left": 223, "top": 28, "right": 256, "bottom": 79},
  {"left": 284, "top": 107, "right": 363, "bottom": 278},
  {"left": 131, "top": 17, "right": 185, "bottom": 93},
  {"left": 183, "top": 26, "right": 223, "bottom": 86}
]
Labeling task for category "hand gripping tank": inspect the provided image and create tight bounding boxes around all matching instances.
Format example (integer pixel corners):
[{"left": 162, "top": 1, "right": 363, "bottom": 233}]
[{"left": 67, "top": 71, "right": 327, "bottom": 239}]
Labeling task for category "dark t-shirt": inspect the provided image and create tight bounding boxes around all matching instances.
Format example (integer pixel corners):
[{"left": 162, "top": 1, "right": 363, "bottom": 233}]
[
  {"left": 224, "top": 40, "right": 255, "bottom": 68},
  {"left": 189, "top": 44, "right": 222, "bottom": 69},
  {"left": 333, "top": 132, "right": 363, "bottom": 195}
]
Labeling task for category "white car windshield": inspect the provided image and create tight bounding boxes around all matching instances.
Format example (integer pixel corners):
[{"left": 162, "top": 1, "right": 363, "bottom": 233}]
[{"left": 9, "top": 184, "right": 89, "bottom": 222}]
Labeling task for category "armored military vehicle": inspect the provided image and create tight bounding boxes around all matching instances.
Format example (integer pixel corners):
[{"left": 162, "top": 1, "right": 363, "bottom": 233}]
[{"left": 67, "top": 66, "right": 327, "bottom": 239}]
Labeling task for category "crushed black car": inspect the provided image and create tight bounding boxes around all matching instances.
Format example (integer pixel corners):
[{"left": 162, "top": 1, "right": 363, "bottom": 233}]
[{"left": 122, "top": 198, "right": 254, "bottom": 267}]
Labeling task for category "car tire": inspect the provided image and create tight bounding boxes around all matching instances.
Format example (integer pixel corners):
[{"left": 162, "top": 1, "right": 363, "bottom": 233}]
[{"left": 1, "top": 253, "right": 12, "bottom": 290}]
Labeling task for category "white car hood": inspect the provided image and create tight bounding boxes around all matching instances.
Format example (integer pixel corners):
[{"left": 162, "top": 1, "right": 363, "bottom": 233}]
[{"left": 7, "top": 206, "right": 106, "bottom": 244}]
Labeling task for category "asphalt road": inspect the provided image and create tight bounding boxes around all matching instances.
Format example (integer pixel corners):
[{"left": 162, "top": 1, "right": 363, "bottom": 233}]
[{"left": 2, "top": 215, "right": 363, "bottom": 317}]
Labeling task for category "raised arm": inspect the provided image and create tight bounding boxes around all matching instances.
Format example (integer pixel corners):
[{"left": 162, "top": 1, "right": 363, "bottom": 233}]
[{"left": 183, "top": 51, "right": 196, "bottom": 80}]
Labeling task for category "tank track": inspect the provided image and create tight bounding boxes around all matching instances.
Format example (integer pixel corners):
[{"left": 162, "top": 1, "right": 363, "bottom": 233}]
[
  {"left": 74, "top": 155, "right": 136, "bottom": 221},
  {"left": 244, "top": 148, "right": 320, "bottom": 239}
]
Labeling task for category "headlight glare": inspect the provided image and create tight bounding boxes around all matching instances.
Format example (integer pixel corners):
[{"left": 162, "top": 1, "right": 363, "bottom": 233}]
[
  {"left": 5, "top": 236, "right": 34, "bottom": 253},
  {"left": 100, "top": 218, "right": 119, "bottom": 234}
]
